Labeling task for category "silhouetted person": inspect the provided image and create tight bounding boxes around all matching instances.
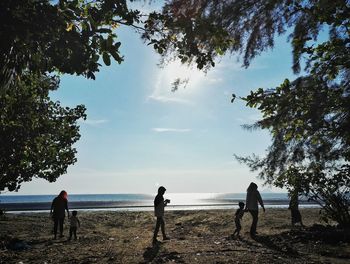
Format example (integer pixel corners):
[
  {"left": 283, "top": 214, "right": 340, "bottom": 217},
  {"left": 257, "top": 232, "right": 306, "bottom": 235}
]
[
  {"left": 50, "top": 190, "right": 69, "bottom": 239},
  {"left": 289, "top": 192, "right": 304, "bottom": 227},
  {"left": 245, "top": 182, "right": 265, "bottom": 237},
  {"left": 232, "top": 202, "right": 245, "bottom": 238},
  {"left": 68, "top": 210, "right": 81, "bottom": 240},
  {"left": 152, "top": 186, "right": 170, "bottom": 244}
]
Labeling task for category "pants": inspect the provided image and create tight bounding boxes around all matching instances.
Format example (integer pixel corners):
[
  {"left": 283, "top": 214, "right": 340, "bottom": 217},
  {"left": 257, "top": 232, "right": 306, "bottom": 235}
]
[
  {"left": 234, "top": 218, "right": 241, "bottom": 234},
  {"left": 69, "top": 226, "right": 77, "bottom": 239},
  {"left": 53, "top": 217, "right": 64, "bottom": 237},
  {"left": 153, "top": 217, "right": 166, "bottom": 239},
  {"left": 249, "top": 210, "right": 259, "bottom": 235}
]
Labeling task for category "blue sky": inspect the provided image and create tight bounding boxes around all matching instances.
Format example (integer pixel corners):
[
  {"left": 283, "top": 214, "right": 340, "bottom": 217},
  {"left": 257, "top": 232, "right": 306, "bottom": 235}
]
[{"left": 15, "top": 7, "right": 299, "bottom": 195}]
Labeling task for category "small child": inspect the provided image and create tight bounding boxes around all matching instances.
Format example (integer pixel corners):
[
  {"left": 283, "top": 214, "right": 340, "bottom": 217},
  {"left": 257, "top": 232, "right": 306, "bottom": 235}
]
[
  {"left": 233, "top": 202, "right": 245, "bottom": 237},
  {"left": 68, "top": 210, "right": 81, "bottom": 240}
]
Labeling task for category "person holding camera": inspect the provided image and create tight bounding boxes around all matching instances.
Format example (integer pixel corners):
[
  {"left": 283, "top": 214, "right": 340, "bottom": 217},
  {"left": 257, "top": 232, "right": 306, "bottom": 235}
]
[{"left": 152, "top": 186, "right": 170, "bottom": 244}]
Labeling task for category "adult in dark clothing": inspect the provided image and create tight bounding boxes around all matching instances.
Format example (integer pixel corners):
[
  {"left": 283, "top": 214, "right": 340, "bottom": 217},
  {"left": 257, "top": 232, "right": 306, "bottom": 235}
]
[
  {"left": 50, "top": 190, "right": 69, "bottom": 239},
  {"left": 152, "top": 186, "right": 170, "bottom": 244},
  {"left": 245, "top": 182, "right": 265, "bottom": 237}
]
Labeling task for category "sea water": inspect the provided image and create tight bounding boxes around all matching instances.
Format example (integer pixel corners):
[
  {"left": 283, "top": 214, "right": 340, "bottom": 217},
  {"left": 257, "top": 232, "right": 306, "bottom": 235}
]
[{"left": 0, "top": 193, "right": 316, "bottom": 212}]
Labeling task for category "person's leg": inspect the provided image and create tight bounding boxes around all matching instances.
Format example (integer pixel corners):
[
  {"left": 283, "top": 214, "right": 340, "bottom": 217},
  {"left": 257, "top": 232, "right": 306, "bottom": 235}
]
[
  {"left": 233, "top": 219, "right": 239, "bottom": 236},
  {"left": 233, "top": 229, "right": 237, "bottom": 236},
  {"left": 249, "top": 210, "right": 258, "bottom": 236},
  {"left": 153, "top": 217, "right": 161, "bottom": 242},
  {"left": 59, "top": 218, "right": 64, "bottom": 237},
  {"left": 53, "top": 218, "right": 58, "bottom": 239},
  {"left": 68, "top": 227, "right": 73, "bottom": 240},
  {"left": 237, "top": 221, "right": 241, "bottom": 236},
  {"left": 73, "top": 227, "right": 77, "bottom": 240},
  {"left": 160, "top": 217, "right": 167, "bottom": 239}
]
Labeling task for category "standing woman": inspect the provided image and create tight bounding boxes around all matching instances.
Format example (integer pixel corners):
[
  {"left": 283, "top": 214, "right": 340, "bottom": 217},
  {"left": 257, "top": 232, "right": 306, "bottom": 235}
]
[
  {"left": 245, "top": 182, "right": 265, "bottom": 237},
  {"left": 50, "top": 190, "right": 70, "bottom": 239}
]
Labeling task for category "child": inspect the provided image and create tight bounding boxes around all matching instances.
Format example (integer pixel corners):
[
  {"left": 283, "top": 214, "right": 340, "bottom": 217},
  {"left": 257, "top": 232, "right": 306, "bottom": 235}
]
[
  {"left": 68, "top": 210, "right": 81, "bottom": 240},
  {"left": 233, "top": 202, "right": 245, "bottom": 237},
  {"left": 152, "top": 186, "right": 170, "bottom": 244}
]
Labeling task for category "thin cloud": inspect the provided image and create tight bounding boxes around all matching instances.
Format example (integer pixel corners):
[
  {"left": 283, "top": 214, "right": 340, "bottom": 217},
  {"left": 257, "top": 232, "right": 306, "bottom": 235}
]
[
  {"left": 152, "top": 128, "right": 192, "bottom": 133},
  {"left": 147, "top": 95, "right": 192, "bottom": 104},
  {"left": 83, "top": 119, "right": 109, "bottom": 126}
]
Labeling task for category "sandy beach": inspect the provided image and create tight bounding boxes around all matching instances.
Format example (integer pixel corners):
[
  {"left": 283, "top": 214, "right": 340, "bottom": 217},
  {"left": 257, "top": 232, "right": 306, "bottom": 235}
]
[{"left": 1, "top": 208, "right": 349, "bottom": 263}]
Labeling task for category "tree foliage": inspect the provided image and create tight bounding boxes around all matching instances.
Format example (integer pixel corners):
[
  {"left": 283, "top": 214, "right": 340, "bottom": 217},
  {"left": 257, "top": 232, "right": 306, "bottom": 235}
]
[
  {"left": 144, "top": 0, "right": 349, "bottom": 71},
  {"left": 0, "top": 0, "right": 142, "bottom": 191},
  {"left": 0, "top": 0, "right": 141, "bottom": 88},
  {"left": 0, "top": 74, "right": 86, "bottom": 192},
  {"left": 143, "top": 0, "right": 350, "bottom": 226}
]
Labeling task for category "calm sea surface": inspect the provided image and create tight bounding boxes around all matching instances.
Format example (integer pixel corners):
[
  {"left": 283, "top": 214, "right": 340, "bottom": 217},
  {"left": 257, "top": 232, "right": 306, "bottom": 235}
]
[{"left": 0, "top": 193, "right": 316, "bottom": 212}]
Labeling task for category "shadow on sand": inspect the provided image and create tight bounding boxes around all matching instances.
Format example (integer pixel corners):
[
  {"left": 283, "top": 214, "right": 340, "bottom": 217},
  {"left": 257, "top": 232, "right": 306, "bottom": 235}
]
[
  {"left": 142, "top": 241, "right": 161, "bottom": 263},
  {"left": 252, "top": 234, "right": 300, "bottom": 257}
]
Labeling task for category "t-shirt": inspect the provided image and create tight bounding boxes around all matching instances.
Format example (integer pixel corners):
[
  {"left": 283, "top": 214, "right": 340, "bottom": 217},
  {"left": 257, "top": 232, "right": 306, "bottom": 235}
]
[
  {"left": 235, "top": 208, "right": 244, "bottom": 220},
  {"left": 69, "top": 216, "right": 80, "bottom": 228},
  {"left": 245, "top": 190, "right": 264, "bottom": 211},
  {"left": 51, "top": 196, "right": 68, "bottom": 218},
  {"left": 154, "top": 194, "right": 165, "bottom": 217}
]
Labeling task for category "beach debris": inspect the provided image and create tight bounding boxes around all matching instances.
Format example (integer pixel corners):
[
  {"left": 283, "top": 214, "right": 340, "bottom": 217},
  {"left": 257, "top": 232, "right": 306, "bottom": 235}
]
[
  {"left": 108, "top": 237, "right": 115, "bottom": 241},
  {"left": 214, "top": 241, "right": 221, "bottom": 245},
  {"left": 175, "top": 222, "right": 182, "bottom": 226}
]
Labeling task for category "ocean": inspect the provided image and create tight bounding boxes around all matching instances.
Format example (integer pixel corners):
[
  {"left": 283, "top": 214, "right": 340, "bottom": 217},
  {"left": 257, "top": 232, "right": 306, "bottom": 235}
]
[{"left": 0, "top": 193, "right": 317, "bottom": 212}]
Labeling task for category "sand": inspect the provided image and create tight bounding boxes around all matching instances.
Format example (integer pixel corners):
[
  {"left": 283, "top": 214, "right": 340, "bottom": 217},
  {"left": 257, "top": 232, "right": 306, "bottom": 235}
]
[{"left": 1, "top": 208, "right": 349, "bottom": 263}]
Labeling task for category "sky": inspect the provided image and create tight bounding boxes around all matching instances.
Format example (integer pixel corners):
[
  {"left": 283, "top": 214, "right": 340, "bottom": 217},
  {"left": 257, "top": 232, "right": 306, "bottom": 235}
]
[{"left": 13, "top": 4, "right": 299, "bottom": 195}]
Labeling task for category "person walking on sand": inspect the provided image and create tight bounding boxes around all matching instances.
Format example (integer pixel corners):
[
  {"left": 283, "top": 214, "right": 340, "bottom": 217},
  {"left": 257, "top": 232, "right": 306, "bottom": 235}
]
[
  {"left": 68, "top": 210, "right": 81, "bottom": 241},
  {"left": 245, "top": 182, "right": 265, "bottom": 237},
  {"left": 50, "top": 190, "right": 70, "bottom": 239},
  {"left": 232, "top": 202, "right": 245, "bottom": 238},
  {"left": 152, "top": 186, "right": 170, "bottom": 244}
]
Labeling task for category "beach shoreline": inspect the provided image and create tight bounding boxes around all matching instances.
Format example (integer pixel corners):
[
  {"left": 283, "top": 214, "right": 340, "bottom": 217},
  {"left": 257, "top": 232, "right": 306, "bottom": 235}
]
[
  {"left": 1, "top": 208, "right": 349, "bottom": 263},
  {"left": 1, "top": 202, "right": 319, "bottom": 213}
]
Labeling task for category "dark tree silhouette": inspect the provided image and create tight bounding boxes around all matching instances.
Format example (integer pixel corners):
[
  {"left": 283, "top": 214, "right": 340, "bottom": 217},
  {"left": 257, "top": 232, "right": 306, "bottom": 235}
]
[
  {"left": 0, "top": 74, "right": 86, "bottom": 191},
  {"left": 143, "top": 0, "right": 350, "bottom": 226},
  {"left": 0, "top": 0, "right": 141, "bottom": 191}
]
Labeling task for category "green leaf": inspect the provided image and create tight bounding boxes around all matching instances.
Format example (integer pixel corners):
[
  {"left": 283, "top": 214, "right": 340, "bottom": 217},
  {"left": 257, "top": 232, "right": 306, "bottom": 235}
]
[{"left": 102, "top": 52, "right": 111, "bottom": 66}]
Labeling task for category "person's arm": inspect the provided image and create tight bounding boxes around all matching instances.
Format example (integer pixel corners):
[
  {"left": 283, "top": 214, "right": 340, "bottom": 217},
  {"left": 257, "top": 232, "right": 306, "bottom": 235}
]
[
  {"left": 154, "top": 195, "right": 161, "bottom": 207},
  {"left": 164, "top": 199, "right": 170, "bottom": 206},
  {"left": 65, "top": 200, "right": 70, "bottom": 218},
  {"left": 244, "top": 193, "right": 249, "bottom": 211},
  {"left": 77, "top": 218, "right": 81, "bottom": 227},
  {"left": 50, "top": 199, "right": 55, "bottom": 216},
  {"left": 257, "top": 191, "right": 265, "bottom": 212}
]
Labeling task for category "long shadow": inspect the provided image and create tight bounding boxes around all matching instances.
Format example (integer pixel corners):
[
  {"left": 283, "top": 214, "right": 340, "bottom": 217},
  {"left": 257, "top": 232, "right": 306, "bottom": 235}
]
[
  {"left": 142, "top": 241, "right": 161, "bottom": 263},
  {"left": 252, "top": 234, "right": 300, "bottom": 257}
]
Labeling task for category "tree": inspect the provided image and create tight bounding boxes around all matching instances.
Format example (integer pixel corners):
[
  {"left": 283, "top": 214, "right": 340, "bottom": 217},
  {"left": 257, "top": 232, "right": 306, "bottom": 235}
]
[
  {"left": 0, "top": 73, "right": 86, "bottom": 192},
  {"left": 0, "top": 0, "right": 141, "bottom": 88},
  {"left": 0, "top": 0, "right": 142, "bottom": 191},
  {"left": 144, "top": 0, "right": 350, "bottom": 226},
  {"left": 236, "top": 76, "right": 350, "bottom": 227}
]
